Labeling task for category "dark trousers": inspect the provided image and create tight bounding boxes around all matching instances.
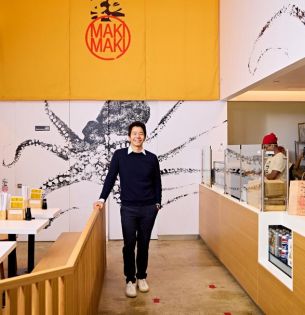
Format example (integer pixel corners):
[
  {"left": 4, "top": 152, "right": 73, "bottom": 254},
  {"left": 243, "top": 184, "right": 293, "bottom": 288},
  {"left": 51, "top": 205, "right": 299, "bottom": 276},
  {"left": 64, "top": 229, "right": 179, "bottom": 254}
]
[{"left": 120, "top": 205, "right": 158, "bottom": 283}]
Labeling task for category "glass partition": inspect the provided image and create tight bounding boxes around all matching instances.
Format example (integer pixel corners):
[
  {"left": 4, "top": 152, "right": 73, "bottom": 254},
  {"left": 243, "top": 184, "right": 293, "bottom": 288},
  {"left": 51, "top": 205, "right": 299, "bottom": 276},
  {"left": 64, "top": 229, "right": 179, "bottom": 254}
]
[
  {"left": 201, "top": 146, "right": 212, "bottom": 186},
  {"left": 293, "top": 141, "right": 305, "bottom": 179},
  {"left": 213, "top": 161, "right": 225, "bottom": 191},
  {"left": 240, "top": 145, "right": 262, "bottom": 209},
  {"left": 224, "top": 145, "right": 241, "bottom": 200},
  {"left": 205, "top": 144, "right": 289, "bottom": 211}
]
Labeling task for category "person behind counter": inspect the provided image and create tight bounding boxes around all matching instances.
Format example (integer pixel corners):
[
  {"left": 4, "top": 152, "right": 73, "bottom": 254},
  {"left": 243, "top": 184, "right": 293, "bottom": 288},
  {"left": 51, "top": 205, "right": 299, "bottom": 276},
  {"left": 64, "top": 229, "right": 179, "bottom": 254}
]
[
  {"left": 277, "top": 146, "right": 305, "bottom": 180},
  {"left": 262, "top": 132, "right": 286, "bottom": 180},
  {"left": 291, "top": 150, "right": 305, "bottom": 180}
]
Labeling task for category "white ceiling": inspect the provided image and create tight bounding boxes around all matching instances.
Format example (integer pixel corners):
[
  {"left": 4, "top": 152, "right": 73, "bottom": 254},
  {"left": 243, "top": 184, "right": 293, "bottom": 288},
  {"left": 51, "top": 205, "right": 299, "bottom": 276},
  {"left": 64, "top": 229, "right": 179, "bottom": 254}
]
[{"left": 230, "top": 58, "right": 305, "bottom": 101}]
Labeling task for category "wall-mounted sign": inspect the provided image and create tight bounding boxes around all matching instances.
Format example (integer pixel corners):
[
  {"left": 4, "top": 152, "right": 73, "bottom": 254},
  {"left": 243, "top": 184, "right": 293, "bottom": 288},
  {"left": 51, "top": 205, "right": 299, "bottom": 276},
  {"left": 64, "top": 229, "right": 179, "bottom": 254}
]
[
  {"left": 85, "top": 15, "right": 131, "bottom": 60},
  {"left": 35, "top": 126, "right": 50, "bottom": 131}
]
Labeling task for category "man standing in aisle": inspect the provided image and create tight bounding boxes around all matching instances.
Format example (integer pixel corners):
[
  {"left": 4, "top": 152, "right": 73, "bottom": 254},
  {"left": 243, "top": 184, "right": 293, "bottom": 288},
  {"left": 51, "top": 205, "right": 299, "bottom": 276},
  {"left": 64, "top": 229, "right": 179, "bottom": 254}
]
[{"left": 94, "top": 121, "right": 162, "bottom": 298}]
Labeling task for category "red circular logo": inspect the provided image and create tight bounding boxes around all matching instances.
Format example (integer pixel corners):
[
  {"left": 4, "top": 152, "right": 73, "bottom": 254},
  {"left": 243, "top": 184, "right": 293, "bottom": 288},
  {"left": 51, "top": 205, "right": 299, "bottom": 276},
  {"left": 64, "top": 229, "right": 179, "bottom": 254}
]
[{"left": 85, "top": 15, "right": 131, "bottom": 60}]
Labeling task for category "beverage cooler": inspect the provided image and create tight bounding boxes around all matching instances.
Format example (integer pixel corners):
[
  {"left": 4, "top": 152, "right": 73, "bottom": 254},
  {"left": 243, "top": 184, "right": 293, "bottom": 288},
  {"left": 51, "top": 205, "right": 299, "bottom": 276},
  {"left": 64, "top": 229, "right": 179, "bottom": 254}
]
[{"left": 268, "top": 225, "right": 292, "bottom": 277}]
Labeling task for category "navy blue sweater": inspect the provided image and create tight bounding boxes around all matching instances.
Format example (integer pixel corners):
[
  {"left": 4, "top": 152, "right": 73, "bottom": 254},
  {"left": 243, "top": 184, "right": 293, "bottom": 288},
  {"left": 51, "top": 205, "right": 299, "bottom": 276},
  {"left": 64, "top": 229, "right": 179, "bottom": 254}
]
[{"left": 99, "top": 148, "right": 162, "bottom": 206}]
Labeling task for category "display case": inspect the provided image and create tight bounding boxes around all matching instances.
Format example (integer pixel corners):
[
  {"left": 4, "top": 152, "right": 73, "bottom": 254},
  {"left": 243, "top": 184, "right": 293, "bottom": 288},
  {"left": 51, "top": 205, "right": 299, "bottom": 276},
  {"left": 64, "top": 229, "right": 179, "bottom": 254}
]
[
  {"left": 201, "top": 144, "right": 289, "bottom": 211},
  {"left": 224, "top": 145, "right": 263, "bottom": 207},
  {"left": 240, "top": 145, "right": 262, "bottom": 208},
  {"left": 258, "top": 212, "right": 295, "bottom": 289},
  {"left": 268, "top": 225, "right": 292, "bottom": 277}
]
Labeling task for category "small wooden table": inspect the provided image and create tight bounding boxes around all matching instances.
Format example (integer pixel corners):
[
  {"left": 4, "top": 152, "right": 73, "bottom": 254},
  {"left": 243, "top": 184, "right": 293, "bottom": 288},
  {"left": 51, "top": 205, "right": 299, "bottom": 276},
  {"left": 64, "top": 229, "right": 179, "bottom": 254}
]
[{"left": 0, "top": 219, "right": 49, "bottom": 277}]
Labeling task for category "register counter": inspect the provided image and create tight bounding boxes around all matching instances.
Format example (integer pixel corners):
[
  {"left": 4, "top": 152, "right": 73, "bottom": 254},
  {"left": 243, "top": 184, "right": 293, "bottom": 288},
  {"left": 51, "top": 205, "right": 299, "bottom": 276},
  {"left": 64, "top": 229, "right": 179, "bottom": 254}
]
[{"left": 199, "top": 184, "right": 305, "bottom": 314}]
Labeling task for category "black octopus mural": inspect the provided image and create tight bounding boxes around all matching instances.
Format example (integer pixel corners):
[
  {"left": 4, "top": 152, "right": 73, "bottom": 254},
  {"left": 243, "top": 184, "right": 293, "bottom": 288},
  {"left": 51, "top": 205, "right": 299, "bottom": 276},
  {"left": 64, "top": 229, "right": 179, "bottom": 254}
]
[
  {"left": 3, "top": 101, "right": 226, "bottom": 207},
  {"left": 248, "top": 3, "right": 305, "bottom": 75}
]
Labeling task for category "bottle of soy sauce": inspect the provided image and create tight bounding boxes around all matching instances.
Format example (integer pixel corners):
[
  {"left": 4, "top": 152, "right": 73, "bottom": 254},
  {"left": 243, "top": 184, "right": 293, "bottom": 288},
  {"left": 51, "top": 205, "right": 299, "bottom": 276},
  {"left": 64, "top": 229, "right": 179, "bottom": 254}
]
[
  {"left": 42, "top": 198, "right": 48, "bottom": 210},
  {"left": 25, "top": 207, "right": 32, "bottom": 220}
]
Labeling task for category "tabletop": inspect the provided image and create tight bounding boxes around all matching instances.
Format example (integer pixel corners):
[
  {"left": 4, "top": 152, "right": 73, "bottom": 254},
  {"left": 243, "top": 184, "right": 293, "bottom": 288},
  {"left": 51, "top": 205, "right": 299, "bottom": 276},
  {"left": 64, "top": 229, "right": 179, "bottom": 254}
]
[
  {"left": 0, "top": 241, "right": 17, "bottom": 263},
  {"left": 0, "top": 219, "right": 49, "bottom": 235},
  {"left": 31, "top": 208, "right": 61, "bottom": 219}
]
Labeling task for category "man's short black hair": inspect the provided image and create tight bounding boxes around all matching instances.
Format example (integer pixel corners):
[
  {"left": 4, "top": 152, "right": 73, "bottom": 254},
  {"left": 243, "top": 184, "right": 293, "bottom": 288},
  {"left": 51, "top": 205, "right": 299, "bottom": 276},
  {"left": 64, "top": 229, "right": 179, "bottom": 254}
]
[{"left": 128, "top": 121, "right": 147, "bottom": 138}]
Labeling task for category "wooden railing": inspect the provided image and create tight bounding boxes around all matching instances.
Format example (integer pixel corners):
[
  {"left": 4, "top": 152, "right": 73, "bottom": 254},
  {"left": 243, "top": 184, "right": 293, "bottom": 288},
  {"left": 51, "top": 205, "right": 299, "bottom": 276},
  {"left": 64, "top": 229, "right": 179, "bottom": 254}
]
[{"left": 0, "top": 207, "right": 106, "bottom": 315}]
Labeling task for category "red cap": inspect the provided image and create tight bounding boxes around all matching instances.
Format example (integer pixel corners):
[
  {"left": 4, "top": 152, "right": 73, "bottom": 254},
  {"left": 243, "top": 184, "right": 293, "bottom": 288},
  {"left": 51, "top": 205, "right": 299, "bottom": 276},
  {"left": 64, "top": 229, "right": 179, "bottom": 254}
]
[{"left": 262, "top": 133, "right": 278, "bottom": 145}]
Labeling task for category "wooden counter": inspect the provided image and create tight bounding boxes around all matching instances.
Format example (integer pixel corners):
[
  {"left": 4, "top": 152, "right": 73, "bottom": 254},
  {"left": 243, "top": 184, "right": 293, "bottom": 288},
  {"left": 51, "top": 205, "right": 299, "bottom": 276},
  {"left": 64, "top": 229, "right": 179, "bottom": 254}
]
[{"left": 199, "top": 184, "right": 305, "bottom": 314}]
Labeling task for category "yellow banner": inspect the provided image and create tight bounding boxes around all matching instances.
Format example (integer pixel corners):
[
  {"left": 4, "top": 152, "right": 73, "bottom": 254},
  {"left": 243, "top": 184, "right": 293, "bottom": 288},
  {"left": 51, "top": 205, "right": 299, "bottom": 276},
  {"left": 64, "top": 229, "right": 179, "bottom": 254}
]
[
  {"left": 70, "top": 0, "right": 146, "bottom": 99},
  {"left": 146, "top": 0, "right": 219, "bottom": 100},
  {"left": 0, "top": 0, "right": 70, "bottom": 100},
  {"left": 0, "top": 0, "right": 218, "bottom": 100}
]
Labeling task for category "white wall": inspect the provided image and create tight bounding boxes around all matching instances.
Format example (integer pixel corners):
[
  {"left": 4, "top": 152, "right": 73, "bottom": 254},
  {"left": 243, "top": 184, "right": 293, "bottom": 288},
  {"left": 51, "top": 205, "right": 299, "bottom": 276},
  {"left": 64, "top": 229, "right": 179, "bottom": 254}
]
[
  {"left": 152, "top": 101, "right": 227, "bottom": 237},
  {"left": 220, "top": 0, "right": 305, "bottom": 99},
  {"left": 0, "top": 100, "right": 227, "bottom": 240},
  {"left": 228, "top": 101, "right": 305, "bottom": 161}
]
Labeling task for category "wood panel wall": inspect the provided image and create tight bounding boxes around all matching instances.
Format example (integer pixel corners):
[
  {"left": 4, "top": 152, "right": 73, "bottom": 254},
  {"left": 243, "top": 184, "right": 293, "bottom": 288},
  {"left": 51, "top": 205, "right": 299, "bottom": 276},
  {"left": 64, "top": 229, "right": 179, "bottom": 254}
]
[
  {"left": 219, "top": 197, "right": 258, "bottom": 303},
  {"left": 199, "top": 187, "right": 221, "bottom": 256}
]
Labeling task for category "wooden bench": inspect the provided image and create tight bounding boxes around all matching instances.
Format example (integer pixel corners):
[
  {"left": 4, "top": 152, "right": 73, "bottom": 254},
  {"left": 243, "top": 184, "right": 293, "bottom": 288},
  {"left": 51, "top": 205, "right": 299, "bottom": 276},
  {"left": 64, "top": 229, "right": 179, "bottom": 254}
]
[{"left": 33, "top": 232, "right": 81, "bottom": 272}]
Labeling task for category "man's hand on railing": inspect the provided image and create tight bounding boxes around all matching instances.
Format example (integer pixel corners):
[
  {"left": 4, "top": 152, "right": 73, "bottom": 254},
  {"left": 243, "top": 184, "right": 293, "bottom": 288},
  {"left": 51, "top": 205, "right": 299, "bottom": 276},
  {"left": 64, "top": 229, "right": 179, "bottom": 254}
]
[{"left": 93, "top": 201, "right": 104, "bottom": 211}]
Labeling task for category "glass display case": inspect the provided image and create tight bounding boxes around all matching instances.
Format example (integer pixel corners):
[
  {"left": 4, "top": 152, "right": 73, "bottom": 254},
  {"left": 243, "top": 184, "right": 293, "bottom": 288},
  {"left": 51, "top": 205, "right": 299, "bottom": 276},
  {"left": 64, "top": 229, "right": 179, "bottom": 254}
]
[
  {"left": 241, "top": 145, "right": 262, "bottom": 209},
  {"left": 268, "top": 225, "right": 292, "bottom": 277},
  {"left": 201, "top": 144, "right": 289, "bottom": 211}
]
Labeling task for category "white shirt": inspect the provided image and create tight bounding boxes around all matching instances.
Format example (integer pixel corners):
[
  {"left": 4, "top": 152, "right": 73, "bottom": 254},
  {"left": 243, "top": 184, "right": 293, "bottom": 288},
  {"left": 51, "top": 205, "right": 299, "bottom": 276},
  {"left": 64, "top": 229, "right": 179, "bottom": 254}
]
[
  {"left": 128, "top": 146, "right": 146, "bottom": 155},
  {"left": 264, "top": 152, "right": 286, "bottom": 180}
]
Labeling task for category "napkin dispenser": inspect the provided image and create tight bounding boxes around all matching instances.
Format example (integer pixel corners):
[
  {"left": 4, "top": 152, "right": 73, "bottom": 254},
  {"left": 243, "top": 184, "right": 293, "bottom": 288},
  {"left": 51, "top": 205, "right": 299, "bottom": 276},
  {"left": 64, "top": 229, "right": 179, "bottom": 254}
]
[
  {"left": 28, "top": 188, "right": 44, "bottom": 208},
  {"left": 8, "top": 196, "right": 25, "bottom": 220}
]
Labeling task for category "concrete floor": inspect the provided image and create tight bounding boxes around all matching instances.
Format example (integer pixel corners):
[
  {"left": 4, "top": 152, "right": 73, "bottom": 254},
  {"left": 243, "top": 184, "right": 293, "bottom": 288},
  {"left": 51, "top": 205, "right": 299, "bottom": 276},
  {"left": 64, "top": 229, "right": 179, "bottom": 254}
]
[
  {"left": 98, "top": 240, "right": 264, "bottom": 315},
  {"left": 3, "top": 239, "right": 263, "bottom": 314}
]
